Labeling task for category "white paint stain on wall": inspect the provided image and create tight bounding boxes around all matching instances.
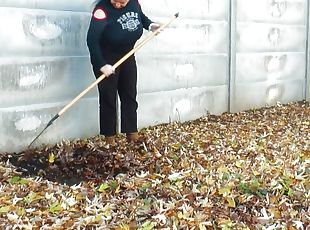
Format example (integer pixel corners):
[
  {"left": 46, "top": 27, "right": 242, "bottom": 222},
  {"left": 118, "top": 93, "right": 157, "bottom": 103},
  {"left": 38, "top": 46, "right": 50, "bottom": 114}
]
[
  {"left": 15, "top": 116, "right": 41, "bottom": 131},
  {"left": 266, "top": 84, "right": 283, "bottom": 104},
  {"left": 19, "top": 72, "right": 46, "bottom": 88},
  {"left": 27, "top": 20, "right": 62, "bottom": 40}
]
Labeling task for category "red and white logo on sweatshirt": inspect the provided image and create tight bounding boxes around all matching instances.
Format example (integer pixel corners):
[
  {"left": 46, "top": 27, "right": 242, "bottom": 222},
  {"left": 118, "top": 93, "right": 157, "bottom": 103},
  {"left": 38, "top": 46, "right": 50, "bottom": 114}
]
[{"left": 93, "top": 8, "right": 107, "bottom": 20}]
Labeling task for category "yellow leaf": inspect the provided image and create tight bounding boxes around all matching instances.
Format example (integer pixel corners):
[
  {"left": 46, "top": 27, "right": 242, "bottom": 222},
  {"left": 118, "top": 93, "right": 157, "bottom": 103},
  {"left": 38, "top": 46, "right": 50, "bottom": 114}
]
[
  {"left": 16, "top": 207, "right": 26, "bottom": 216},
  {"left": 226, "top": 197, "right": 236, "bottom": 208},
  {"left": 205, "top": 176, "right": 215, "bottom": 185},
  {"left": 235, "top": 161, "right": 242, "bottom": 168},
  {"left": 23, "top": 192, "right": 44, "bottom": 204},
  {"left": 98, "top": 183, "right": 110, "bottom": 193},
  {"left": 48, "top": 152, "right": 55, "bottom": 164},
  {"left": 199, "top": 223, "right": 207, "bottom": 230},
  {"left": 49, "top": 202, "right": 62, "bottom": 214},
  {"left": 115, "top": 224, "right": 130, "bottom": 230},
  {"left": 94, "top": 215, "right": 102, "bottom": 222},
  {"left": 304, "top": 180, "right": 310, "bottom": 191},
  {"left": 252, "top": 170, "right": 260, "bottom": 176},
  {"left": 269, "top": 195, "right": 279, "bottom": 204},
  {"left": 219, "top": 219, "right": 233, "bottom": 229},
  {"left": 154, "top": 174, "right": 165, "bottom": 179},
  {"left": 218, "top": 165, "right": 229, "bottom": 174},
  {"left": 237, "top": 195, "right": 247, "bottom": 204},
  {"left": 268, "top": 207, "right": 281, "bottom": 218},
  {"left": 290, "top": 210, "right": 298, "bottom": 217},
  {"left": 0, "top": 206, "right": 11, "bottom": 213},
  {"left": 218, "top": 186, "right": 231, "bottom": 196}
]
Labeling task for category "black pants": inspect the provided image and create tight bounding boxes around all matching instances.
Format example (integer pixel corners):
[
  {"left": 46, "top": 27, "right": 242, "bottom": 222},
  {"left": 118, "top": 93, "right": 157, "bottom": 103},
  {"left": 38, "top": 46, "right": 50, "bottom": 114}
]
[{"left": 94, "top": 55, "right": 138, "bottom": 136}]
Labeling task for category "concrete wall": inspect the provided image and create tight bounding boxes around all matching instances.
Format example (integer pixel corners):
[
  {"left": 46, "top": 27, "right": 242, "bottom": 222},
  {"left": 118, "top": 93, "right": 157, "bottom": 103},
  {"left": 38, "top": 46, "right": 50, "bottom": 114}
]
[
  {"left": 230, "top": 0, "right": 308, "bottom": 112},
  {"left": 137, "top": 0, "right": 230, "bottom": 127},
  {"left": 0, "top": 1, "right": 98, "bottom": 152},
  {"left": 0, "top": 0, "right": 309, "bottom": 152}
]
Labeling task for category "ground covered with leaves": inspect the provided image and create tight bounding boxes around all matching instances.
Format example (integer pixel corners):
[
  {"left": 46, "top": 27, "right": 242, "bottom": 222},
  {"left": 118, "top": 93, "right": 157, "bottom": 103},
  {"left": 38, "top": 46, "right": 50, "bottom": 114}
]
[{"left": 0, "top": 101, "right": 309, "bottom": 229}]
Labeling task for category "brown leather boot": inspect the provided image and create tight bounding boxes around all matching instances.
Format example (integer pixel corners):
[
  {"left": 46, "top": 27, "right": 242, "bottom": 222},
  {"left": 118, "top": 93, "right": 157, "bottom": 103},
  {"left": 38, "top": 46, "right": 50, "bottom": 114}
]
[
  {"left": 126, "top": 132, "right": 139, "bottom": 143},
  {"left": 105, "top": 135, "right": 116, "bottom": 146}
]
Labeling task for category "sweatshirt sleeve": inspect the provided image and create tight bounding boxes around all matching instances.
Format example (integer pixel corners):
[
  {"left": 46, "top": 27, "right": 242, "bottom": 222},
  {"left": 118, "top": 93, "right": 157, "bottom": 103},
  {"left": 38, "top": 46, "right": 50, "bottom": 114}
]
[
  {"left": 86, "top": 7, "right": 108, "bottom": 71},
  {"left": 137, "top": 1, "right": 153, "bottom": 30}
]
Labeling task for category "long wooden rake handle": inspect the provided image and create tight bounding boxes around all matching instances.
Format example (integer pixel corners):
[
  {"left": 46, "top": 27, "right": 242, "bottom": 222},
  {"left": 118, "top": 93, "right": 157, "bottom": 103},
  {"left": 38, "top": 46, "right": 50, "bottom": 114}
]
[{"left": 28, "top": 12, "right": 179, "bottom": 147}]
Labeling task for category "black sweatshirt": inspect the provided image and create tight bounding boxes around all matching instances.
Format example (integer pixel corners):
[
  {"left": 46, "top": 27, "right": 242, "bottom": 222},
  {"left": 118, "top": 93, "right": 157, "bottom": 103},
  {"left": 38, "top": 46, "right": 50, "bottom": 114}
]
[{"left": 87, "top": 0, "right": 153, "bottom": 71}]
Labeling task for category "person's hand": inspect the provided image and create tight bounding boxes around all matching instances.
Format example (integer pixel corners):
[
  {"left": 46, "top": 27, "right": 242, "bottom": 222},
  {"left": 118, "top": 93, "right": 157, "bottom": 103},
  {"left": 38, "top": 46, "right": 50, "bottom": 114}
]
[
  {"left": 100, "top": 64, "right": 115, "bottom": 77},
  {"left": 149, "top": 22, "right": 162, "bottom": 35}
]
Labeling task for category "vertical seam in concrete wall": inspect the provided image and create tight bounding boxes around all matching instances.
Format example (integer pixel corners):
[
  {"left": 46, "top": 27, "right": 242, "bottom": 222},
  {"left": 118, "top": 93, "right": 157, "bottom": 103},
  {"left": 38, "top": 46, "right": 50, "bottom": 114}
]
[
  {"left": 306, "top": 0, "right": 310, "bottom": 101},
  {"left": 229, "top": 0, "right": 236, "bottom": 112},
  {"left": 227, "top": 0, "right": 231, "bottom": 112}
]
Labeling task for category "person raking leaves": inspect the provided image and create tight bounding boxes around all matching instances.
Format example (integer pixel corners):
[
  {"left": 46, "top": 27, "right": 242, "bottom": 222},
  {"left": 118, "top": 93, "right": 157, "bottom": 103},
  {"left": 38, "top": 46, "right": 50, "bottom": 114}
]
[{"left": 87, "top": 0, "right": 161, "bottom": 146}]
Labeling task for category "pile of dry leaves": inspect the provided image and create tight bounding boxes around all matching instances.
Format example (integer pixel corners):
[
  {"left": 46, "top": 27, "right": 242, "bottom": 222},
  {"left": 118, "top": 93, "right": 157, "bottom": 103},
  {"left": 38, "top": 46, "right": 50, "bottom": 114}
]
[{"left": 0, "top": 101, "right": 309, "bottom": 229}]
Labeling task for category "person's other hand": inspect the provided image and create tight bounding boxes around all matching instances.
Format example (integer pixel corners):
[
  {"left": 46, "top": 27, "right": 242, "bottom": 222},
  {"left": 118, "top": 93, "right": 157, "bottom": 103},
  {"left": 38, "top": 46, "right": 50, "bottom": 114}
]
[
  {"left": 149, "top": 23, "right": 162, "bottom": 35},
  {"left": 100, "top": 64, "right": 115, "bottom": 76}
]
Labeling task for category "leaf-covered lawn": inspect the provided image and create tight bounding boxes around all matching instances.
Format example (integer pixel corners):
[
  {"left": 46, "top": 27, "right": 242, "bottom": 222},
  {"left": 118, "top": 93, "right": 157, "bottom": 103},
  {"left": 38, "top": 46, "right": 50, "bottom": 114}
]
[{"left": 0, "top": 101, "right": 309, "bottom": 229}]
